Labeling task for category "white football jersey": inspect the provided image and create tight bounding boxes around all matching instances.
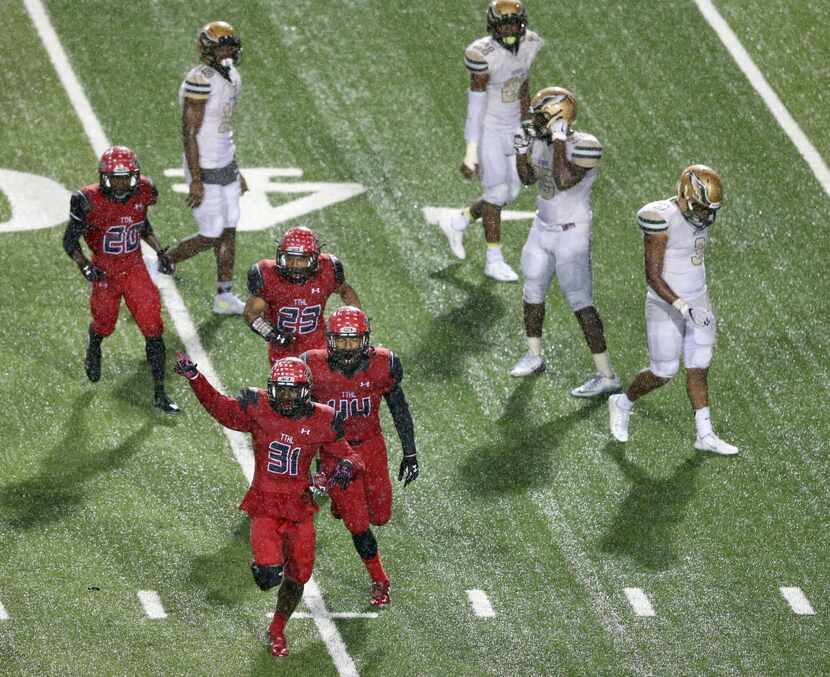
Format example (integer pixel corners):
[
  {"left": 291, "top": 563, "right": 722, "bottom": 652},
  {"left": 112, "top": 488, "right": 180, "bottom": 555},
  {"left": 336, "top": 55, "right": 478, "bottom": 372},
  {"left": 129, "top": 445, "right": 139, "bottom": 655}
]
[
  {"left": 637, "top": 198, "right": 709, "bottom": 298},
  {"left": 530, "top": 131, "right": 602, "bottom": 226},
  {"left": 464, "top": 31, "right": 543, "bottom": 131},
  {"left": 179, "top": 64, "right": 242, "bottom": 169}
]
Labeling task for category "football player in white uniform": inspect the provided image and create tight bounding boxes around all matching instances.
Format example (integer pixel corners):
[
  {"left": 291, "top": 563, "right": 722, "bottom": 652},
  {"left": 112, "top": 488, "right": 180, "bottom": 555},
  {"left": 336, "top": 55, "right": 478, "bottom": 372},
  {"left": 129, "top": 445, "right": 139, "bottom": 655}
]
[
  {"left": 608, "top": 165, "right": 738, "bottom": 455},
  {"left": 162, "top": 21, "right": 249, "bottom": 315},
  {"left": 438, "top": 1, "right": 543, "bottom": 282},
  {"left": 509, "top": 87, "right": 619, "bottom": 396}
]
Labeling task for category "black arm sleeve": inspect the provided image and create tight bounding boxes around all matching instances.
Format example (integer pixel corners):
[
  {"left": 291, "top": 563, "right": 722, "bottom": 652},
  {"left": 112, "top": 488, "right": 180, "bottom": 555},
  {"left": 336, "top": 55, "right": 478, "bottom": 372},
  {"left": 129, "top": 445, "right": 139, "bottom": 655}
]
[
  {"left": 63, "top": 191, "right": 90, "bottom": 256},
  {"left": 247, "top": 263, "right": 265, "bottom": 295},
  {"left": 331, "top": 255, "right": 346, "bottom": 286},
  {"left": 383, "top": 353, "right": 415, "bottom": 455},
  {"left": 139, "top": 216, "right": 154, "bottom": 237}
]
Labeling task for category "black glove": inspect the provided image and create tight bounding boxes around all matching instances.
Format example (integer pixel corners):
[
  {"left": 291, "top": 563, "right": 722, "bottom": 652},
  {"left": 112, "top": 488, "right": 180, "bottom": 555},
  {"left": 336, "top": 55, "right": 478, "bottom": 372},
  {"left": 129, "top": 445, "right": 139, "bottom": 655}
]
[
  {"left": 398, "top": 454, "right": 419, "bottom": 487},
  {"left": 174, "top": 351, "right": 198, "bottom": 380},
  {"left": 250, "top": 316, "right": 293, "bottom": 346},
  {"left": 157, "top": 248, "right": 175, "bottom": 275},
  {"left": 330, "top": 459, "right": 354, "bottom": 490},
  {"left": 81, "top": 262, "right": 105, "bottom": 282}
]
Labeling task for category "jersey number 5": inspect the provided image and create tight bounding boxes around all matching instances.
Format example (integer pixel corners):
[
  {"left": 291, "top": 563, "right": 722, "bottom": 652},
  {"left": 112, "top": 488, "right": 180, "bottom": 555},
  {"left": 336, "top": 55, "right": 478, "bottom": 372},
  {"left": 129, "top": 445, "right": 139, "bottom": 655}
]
[{"left": 267, "top": 441, "right": 301, "bottom": 476}]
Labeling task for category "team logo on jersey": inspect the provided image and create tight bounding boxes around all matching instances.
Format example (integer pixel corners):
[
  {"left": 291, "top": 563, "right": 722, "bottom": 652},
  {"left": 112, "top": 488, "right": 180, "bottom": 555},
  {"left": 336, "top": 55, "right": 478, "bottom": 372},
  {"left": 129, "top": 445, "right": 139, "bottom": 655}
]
[
  {"left": 311, "top": 288, "right": 321, "bottom": 294},
  {"left": 360, "top": 381, "right": 371, "bottom": 388},
  {"left": 300, "top": 427, "right": 311, "bottom": 435}
]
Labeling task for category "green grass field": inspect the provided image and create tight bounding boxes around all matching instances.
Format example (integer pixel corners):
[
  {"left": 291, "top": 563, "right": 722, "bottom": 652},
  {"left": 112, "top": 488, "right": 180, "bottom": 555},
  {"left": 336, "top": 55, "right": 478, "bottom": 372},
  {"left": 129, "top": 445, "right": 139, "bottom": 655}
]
[{"left": 1, "top": 1, "right": 829, "bottom": 675}]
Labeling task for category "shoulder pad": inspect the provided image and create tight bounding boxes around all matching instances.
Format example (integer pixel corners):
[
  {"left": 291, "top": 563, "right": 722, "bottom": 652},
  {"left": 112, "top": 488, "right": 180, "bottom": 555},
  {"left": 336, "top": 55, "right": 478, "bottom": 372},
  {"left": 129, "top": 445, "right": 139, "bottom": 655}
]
[
  {"left": 183, "top": 67, "right": 211, "bottom": 100},
  {"left": 247, "top": 262, "right": 266, "bottom": 295},
  {"left": 69, "top": 190, "right": 92, "bottom": 223},
  {"left": 329, "top": 254, "right": 345, "bottom": 285},
  {"left": 637, "top": 201, "right": 671, "bottom": 232},
  {"left": 464, "top": 44, "right": 489, "bottom": 74},
  {"left": 570, "top": 134, "right": 602, "bottom": 169},
  {"left": 389, "top": 351, "right": 403, "bottom": 385},
  {"left": 237, "top": 388, "right": 261, "bottom": 410}
]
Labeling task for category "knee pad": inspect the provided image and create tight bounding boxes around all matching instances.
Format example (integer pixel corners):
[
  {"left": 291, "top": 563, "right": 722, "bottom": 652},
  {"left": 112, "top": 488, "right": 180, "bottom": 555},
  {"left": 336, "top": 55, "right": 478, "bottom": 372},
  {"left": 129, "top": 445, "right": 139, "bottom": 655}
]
[
  {"left": 482, "top": 183, "right": 510, "bottom": 206},
  {"left": 507, "top": 181, "right": 521, "bottom": 203},
  {"left": 685, "top": 346, "right": 713, "bottom": 370},
  {"left": 649, "top": 359, "right": 679, "bottom": 380},
  {"left": 251, "top": 562, "right": 284, "bottom": 591},
  {"left": 565, "top": 288, "right": 594, "bottom": 312},
  {"left": 522, "top": 281, "right": 547, "bottom": 305},
  {"left": 351, "top": 530, "right": 378, "bottom": 561}
]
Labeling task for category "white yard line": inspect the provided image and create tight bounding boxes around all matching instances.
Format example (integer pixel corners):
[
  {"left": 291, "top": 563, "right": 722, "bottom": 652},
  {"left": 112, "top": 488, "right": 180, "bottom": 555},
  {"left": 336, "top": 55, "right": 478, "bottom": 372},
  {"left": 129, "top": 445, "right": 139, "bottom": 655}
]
[
  {"left": 137, "top": 590, "right": 167, "bottom": 619},
  {"left": 25, "top": 2, "right": 356, "bottom": 673},
  {"left": 779, "top": 587, "right": 816, "bottom": 616},
  {"left": 623, "top": 588, "right": 656, "bottom": 617},
  {"left": 465, "top": 589, "right": 496, "bottom": 618},
  {"left": 269, "top": 611, "right": 379, "bottom": 620},
  {"left": 693, "top": 0, "right": 830, "bottom": 198},
  {"left": 0, "top": 599, "right": 9, "bottom": 620}
]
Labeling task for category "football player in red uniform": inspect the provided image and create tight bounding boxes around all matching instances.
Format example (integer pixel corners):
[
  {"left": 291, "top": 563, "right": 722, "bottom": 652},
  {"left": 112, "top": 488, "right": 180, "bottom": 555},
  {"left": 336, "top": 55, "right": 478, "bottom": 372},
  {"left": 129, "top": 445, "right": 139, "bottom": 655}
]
[
  {"left": 175, "top": 353, "right": 362, "bottom": 658},
  {"left": 301, "top": 306, "right": 418, "bottom": 606},
  {"left": 243, "top": 226, "right": 360, "bottom": 363},
  {"left": 63, "top": 146, "right": 179, "bottom": 412}
]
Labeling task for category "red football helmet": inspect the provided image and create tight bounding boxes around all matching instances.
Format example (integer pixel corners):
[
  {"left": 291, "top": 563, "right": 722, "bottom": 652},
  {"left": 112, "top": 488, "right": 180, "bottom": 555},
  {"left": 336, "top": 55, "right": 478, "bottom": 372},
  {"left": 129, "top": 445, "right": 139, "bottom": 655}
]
[
  {"left": 277, "top": 226, "right": 321, "bottom": 283},
  {"left": 326, "top": 306, "right": 371, "bottom": 368},
  {"left": 268, "top": 357, "right": 312, "bottom": 416},
  {"left": 99, "top": 146, "right": 140, "bottom": 201}
]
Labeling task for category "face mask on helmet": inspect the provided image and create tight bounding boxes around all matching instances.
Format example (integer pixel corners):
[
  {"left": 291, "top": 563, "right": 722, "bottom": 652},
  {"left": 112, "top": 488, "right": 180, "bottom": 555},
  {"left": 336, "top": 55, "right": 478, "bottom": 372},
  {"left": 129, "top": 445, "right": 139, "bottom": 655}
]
[
  {"left": 487, "top": 1, "right": 527, "bottom": 54},
  {"left": 267, "top": 358, "right": 312, "bottom": 416},
  {"left": 276, "top": 227, "right": 321, "bottom": 283},
  {"left": 677, "top": 165, "right": 723, "bottom": 229},
  {"left": 327, "top": 306, "right": 371, "bottom": 369},
  {"left": 198, "top": 21, "right": 243, "bottom": 70},
  {"left": 99, "top": 146, "right": 140, "bottom": 202}
]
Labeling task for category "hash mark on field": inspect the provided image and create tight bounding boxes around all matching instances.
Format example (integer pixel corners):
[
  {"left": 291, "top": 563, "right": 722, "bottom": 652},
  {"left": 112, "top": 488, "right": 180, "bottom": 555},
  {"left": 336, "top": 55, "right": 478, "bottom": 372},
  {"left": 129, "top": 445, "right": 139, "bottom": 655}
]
[
  {"left": 780, "top": 587, "right": 816, "bottom": 615},
  {"left": 137, "top": 590, "right": 167, "bottom": 619},
  {"left": 624, "top": 588, "right": 655, "bottom": 617},
  {"left": 466, "top": 589, "right": 496, "bottom": 618},
  {"left": 0, "top": 599, "right": 9, "bottom": 620}
]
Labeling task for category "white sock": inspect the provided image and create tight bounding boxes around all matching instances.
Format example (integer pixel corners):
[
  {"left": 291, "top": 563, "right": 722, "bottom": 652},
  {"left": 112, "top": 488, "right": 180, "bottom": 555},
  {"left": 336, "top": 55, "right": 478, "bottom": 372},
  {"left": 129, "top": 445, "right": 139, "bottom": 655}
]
[
  {"left": 616, "top": 393, "right": 635, "bottom": 411},
  {"left": 592, "top": 351, "right": 614, "bottom": 379},
  {"left": 695, "top": 407, "right": 713, "bottom": 438},
  {"left": 527, "top": 336, "right": 542, "bottom": 357},
  {"left": 486, "top": 245, "right": 503, "bottom": 263}
]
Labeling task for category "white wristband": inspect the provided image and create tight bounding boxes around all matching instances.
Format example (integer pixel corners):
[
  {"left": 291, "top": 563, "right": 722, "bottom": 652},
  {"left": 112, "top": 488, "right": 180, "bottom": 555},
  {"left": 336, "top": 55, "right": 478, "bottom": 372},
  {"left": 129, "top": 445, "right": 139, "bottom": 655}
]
[{"left": 251, "top": 316, "right": 274, "bottom": 339}]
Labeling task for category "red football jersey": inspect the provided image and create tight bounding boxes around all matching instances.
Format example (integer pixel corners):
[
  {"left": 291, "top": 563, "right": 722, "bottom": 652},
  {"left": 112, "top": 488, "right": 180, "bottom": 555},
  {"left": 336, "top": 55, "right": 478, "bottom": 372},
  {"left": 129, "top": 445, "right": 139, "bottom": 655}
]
[
  {"left": 76, "top": 177, "right": 158, "bottom": 276},
  {"left": 302, "top": 347, "right": 399, "bottom": 443},
  {"left": 249, "top": 254, "right": 343, "bottom": 357},
  {"left": 188, "top": 374, "right": 360, "bottom": 521}
]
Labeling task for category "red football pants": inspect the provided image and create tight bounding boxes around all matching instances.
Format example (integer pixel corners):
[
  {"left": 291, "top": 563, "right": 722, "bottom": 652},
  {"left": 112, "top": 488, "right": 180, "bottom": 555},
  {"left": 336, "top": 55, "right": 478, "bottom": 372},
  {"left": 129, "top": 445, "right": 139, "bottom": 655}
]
[
  {"left": 249, "top": 515, "right": 316, "bottom": 584},
  {"left": 327, "top": 436, "right": 392, "bottom": 534},
  {"left": 90, "top": 264, "right": 163, "bottom": 337}
]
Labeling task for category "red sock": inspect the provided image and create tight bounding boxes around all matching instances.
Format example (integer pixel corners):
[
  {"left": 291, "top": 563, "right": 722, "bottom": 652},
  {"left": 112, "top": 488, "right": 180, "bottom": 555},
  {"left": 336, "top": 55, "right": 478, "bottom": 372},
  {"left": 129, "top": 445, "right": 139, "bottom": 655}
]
[
  {"left": 269, "top": 612, "right": 287, "bottom": 637},
  {"left": 363, "top": 553, "right": 388, "bottom": 584}
]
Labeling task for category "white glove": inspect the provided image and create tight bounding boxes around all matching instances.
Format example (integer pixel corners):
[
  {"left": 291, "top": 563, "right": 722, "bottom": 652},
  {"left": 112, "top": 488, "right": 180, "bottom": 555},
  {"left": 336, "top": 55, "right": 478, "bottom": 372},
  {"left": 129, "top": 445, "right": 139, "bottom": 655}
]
[
  {"left": 549, "top": 117, "right": 569, "bottom": 142},
  {"left": 512, "top": 127, "right": 531, "bottom": 155},
  {"left": 463, "top": 142, "right": 479, "bottom": 172},
  {"left": 672, "top": 298, "right": 713, "bottom": 327}
]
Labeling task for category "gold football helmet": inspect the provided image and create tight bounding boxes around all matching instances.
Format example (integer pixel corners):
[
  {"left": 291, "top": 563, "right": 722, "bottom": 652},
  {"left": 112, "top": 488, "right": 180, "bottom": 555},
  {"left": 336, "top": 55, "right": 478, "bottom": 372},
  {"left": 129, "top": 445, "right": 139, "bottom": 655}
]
[
  {"left": 487, "top": 1, "right": 527, "bottom": 53},
  {"left": 677, "top": 164, "right": 722, "bottom": 228},
  {"left": 197, "top": 21, "right": 242, "bottom": 67},
  {"left": 529, "top": 87, "right": 576, "bottom": 137}
]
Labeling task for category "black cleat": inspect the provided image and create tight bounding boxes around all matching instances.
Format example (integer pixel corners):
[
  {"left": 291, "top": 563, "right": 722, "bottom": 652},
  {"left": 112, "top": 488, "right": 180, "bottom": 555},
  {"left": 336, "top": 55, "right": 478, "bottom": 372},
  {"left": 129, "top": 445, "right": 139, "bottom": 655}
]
[
  {"left": 85, "top": 340, "right": 101, "bottom": 383},
  {"left": 153, "top": 391, "right": 180, "bottom": 414}
]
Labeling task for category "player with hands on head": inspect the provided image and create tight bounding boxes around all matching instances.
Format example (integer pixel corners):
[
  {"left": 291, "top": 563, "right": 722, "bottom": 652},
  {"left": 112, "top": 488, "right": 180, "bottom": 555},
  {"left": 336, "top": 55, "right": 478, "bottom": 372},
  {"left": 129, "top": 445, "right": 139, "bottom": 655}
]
[
  {"left": 175, "top": 352, "right": 363, "bottom": 658},
  {"left": 438, "top": 0, "right": 543, "bottom": 282},
  {"left": 510, "top": 87, "right": 619, "bottom": 397},
  {"left": 63, "top": 145, "right": 179, "bottom": 413},
  {"left": 608, "top": 165, "right": 738, "bottom": 455},
  {"left": 301, "top": 306, "right": 418, "bottom": 607},
  {"left": 244, "top": 226, "right": 360, "bottom": 364}
]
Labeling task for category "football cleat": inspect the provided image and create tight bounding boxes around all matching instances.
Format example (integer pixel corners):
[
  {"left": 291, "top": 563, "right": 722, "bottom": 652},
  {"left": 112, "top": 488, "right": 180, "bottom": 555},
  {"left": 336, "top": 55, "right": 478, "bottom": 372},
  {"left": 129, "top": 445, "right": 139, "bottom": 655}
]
[
  {"left": 85, "top": 338, "right": 101, "bottom": 383},
  {"left": 370, "top": 580, "right": 391, "bottom": 607},
  {"left": 694, "top": 433, "right": 739, "bottom": 456},
  {"left": 608, "top": 394, "right": 631, "bottom": 442},
  {"left": 510, "top": 351, "right": 545, "bottom": 377},
  {"left": 438, "top": 213, "right": 466, "bottom": 260},
  {"left": 269, "top": 633, "right": 289, "bottom": 657},
  {"left": 212, "top": 291, "right": 245, "bottom": 315},
  {"left": 153, "top": 391, "right": 180, "bottom": 414},
  {"left": 570, "top": 373, "right": 621, "bottom": 398},
  {"left": 484, "top": 259, "right": 519, "bottom": 282}
]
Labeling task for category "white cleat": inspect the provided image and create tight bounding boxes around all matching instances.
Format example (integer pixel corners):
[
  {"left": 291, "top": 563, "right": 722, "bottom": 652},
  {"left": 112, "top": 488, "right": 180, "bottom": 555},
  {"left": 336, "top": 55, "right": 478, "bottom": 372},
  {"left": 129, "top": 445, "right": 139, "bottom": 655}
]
[
  {"left": 510, "top": 351, "right": 546, "bottom": 377},
  {"left": 438, "top": 213, "right": 466, "bottom": 260},
  {"left": 694, "top": 433, "right": 739, "bottom": 456},
  {"left": 212, "top": 291, "right": 246, "bottom": 315},
  {"left": 484, "top": 259, "right": 519, "bottom": 282},
  {"left": 608, "top": 394, "right": 631, "bottom": 442},
  {"left": 570, "top": 373, "right": 621, "bottom": 398}
]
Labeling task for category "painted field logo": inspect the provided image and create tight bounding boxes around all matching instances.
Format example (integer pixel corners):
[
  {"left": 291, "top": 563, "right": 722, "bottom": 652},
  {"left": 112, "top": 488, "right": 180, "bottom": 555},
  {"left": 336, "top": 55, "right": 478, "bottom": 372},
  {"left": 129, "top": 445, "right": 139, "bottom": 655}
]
[{"left": 0, "top": 169, "right": 71, "bottom": 233}]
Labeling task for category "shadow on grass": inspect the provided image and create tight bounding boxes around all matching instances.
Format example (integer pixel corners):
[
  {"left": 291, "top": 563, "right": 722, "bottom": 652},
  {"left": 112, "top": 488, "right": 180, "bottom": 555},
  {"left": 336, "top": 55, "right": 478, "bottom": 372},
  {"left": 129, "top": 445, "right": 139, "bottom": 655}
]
[
  {"left": 600, "top": 444, "right": 705, "bottom": 570},
  {"left": 458, "top": 379, "right": 604, "bottom": 495},
  {"left": 188, "top": 515, "right": 253, "bottom": 608}
]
